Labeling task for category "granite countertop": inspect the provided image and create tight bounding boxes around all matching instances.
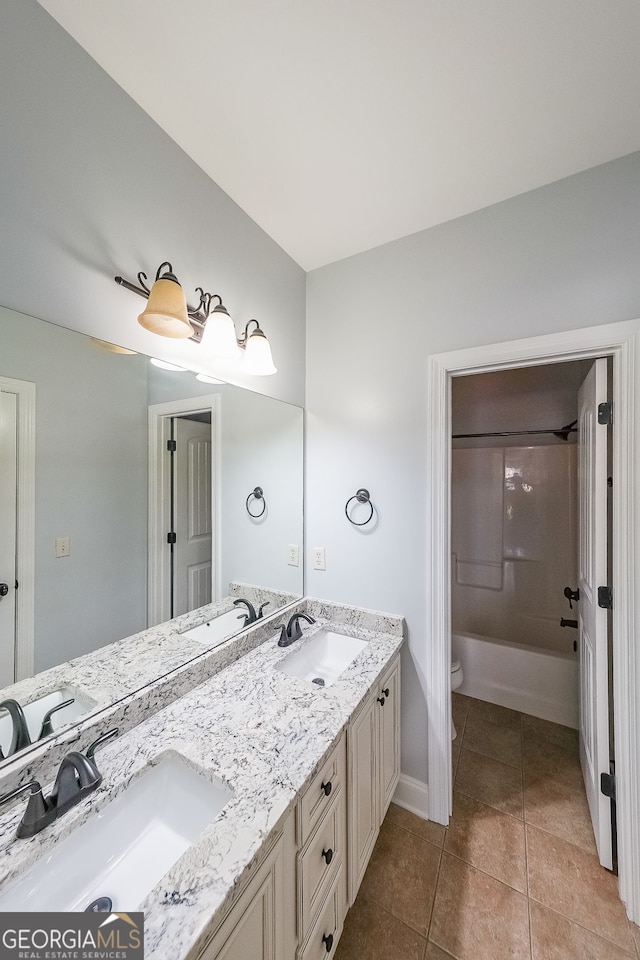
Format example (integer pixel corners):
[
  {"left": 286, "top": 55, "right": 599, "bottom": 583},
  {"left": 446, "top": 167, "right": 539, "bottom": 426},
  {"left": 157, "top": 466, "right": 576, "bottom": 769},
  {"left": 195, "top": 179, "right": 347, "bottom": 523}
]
[
  {"left": 0, "top": 583, "right": 300, "bottom": 717},
  {"left": 0, "top": 601, "right": 403, "bottom": 960}
]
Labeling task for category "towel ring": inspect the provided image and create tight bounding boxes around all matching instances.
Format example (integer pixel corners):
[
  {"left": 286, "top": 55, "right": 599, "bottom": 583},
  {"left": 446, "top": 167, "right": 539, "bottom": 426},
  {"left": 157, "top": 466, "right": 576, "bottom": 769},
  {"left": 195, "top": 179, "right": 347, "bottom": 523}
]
[
  {"left": 246, "top": 486, "right": 266, "bottom": 518},
  {"left": 345, "top": 488, "right": 374, "bottom": 526}
]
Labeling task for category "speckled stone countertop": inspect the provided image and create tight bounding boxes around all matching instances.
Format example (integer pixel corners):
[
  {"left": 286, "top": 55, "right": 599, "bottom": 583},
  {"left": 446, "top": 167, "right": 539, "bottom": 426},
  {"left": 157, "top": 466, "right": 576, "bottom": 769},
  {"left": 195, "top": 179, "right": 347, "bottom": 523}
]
[
  {"left": 0, "top": 599, "right": 403, "bottom": 960},
  {"left": 0, "top": 583, "right": 299, "bottom": 716}
]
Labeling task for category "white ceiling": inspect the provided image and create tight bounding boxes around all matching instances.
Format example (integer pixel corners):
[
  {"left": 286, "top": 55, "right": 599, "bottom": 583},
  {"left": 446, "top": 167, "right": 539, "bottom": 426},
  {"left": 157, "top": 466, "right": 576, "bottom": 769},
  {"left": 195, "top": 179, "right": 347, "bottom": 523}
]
[{"left": 37, "top": 0, "right": 640, "bottom": 271}]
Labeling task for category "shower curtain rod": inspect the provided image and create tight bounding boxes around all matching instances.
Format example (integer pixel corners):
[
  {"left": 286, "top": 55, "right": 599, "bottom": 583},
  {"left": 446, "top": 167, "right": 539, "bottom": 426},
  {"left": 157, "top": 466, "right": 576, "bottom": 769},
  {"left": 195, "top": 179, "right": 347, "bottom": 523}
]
[{"left": 452, "top": 420, "right": 577, "bottom": 441}]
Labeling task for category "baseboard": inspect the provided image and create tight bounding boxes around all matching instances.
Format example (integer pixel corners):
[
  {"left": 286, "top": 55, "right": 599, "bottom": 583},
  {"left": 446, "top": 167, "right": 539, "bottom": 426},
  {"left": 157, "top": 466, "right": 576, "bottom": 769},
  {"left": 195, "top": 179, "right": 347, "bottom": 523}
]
[
  {"left": 392, "top": 774, "right": 430, "bottom": 820},
  {"left": 458, "top": 677, "right": 578, "bottom": 729}
]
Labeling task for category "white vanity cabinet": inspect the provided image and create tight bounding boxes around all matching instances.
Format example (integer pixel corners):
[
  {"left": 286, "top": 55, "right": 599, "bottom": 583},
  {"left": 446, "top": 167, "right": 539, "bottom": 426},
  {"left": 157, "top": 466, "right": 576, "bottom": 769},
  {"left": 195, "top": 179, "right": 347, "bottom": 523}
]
[
  {"left": 296, "top": 735, "right": 347, "bottom": 959},
  {"left": 347, "top": 655, "right": 401, "bottom": 904},
  {"left": 195, "top": 654, "right": 401, "bottom": 960},
  {"left": 195, "top": 813, "right": 297, "bottom": 960}
]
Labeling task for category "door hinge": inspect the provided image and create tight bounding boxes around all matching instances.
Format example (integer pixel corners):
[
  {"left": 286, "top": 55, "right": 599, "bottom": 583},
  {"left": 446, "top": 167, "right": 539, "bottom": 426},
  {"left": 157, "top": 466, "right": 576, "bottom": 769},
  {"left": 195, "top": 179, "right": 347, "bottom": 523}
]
[
  {"left": 601, "top": 771, "right": 616, "bottom": 801},
  {"left": 598, "top": 401, "right": 612, "bottom": 425},
  {"left": 167, "top": 439, "right": 177, "bottom": 452},
  {"left": 597, "top": 585, "right": 613, "bottom": 609},
  {"left": 167, "top": 532, "right": 176, "bottom": 544}
]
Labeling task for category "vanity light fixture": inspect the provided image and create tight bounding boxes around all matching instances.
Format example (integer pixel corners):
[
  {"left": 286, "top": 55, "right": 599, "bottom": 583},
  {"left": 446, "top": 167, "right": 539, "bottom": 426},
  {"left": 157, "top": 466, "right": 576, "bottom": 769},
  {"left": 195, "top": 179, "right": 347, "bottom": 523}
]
[{"left": 115, "top": 262, "right": 277, "bottom": 374}]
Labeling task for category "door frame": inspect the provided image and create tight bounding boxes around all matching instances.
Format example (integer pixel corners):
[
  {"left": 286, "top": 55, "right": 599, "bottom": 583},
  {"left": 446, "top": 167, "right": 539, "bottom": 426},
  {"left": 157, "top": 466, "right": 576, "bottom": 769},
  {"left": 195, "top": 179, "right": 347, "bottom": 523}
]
[
  {"left": 0, "top": 376, "right": 35, "bottom": 681},
  {"left": 147, "top": 394, "right": 221, "bottom": 626},
  {"left": 426, "top": 318, "right": 640, "bottom": 922}
]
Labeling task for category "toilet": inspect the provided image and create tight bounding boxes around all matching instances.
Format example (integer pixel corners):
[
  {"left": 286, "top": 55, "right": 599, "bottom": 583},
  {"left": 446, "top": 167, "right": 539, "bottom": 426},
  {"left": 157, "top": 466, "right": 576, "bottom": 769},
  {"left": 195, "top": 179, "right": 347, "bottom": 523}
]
[{"left": 451, "top": 659, "right": 464, "bottom": 739}]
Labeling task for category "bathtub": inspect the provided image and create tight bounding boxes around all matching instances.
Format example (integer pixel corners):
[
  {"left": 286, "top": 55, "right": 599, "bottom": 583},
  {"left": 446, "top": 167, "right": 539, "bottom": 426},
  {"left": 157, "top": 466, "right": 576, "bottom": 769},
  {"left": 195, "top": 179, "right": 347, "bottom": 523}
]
[{"left": 452, "top": 630, "right": 579, "bottom": 729}]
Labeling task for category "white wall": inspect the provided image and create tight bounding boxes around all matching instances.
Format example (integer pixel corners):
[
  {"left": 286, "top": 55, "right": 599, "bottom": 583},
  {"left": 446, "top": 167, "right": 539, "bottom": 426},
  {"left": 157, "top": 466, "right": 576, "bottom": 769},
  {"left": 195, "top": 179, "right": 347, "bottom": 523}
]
[
  {"left": 305, "top": 152, "right": 640, "bottom": 785},
  {"left": 0, "top": 1, "right": 306, "bottom": 406}
]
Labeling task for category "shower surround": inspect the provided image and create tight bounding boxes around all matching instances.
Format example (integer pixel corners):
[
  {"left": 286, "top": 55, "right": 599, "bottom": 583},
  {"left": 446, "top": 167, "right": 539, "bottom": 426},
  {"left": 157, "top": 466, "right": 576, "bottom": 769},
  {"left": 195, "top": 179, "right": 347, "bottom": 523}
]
[{"left": 451, "top": 444, "right": 579, "bottom": 726}]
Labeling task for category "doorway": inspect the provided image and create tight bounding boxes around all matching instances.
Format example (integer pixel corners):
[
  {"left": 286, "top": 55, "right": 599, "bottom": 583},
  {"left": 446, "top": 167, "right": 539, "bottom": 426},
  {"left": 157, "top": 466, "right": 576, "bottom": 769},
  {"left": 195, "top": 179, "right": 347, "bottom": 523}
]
[
  {"left": 0, "top": 376, "right": 35, "bottom": 684},
  {"left": 170, "top": 413, "right": 213, "bottom": 618},
  {"left": 450, "top": 357, "right": 614, "bottom": 870},
  {"left": 147, "top": 394, "right": 221, "bottom": 627},
  {"left": 425, "top": 319, "right": 640, "bottom": 923}
]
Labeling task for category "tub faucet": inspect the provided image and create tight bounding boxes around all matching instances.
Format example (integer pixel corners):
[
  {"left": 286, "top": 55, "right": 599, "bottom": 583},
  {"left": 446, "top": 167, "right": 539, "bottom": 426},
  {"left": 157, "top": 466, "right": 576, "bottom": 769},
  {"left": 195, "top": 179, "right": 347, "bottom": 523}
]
[
  {"left": 0, "top": 699, "right": 31, "bottom": 760},
  {"left": 0, "top": 728, "right": 119, "bottom": 839},
  {"left": 278, "top": 612, "right": 316, "bottom": 647}
]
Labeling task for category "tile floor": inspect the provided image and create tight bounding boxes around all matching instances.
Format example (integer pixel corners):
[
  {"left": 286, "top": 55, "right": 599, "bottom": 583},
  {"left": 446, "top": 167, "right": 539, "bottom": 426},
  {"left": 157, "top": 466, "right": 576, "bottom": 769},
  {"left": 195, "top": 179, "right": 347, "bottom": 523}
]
[{"left": 336, "top": 693, "right": 640, "bottom": 960}]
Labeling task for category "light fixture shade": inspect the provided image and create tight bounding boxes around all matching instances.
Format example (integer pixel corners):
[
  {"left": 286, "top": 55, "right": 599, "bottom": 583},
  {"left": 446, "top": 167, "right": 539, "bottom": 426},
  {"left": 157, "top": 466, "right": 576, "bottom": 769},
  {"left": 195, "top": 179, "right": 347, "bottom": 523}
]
[
  {"left": 138, "top": 274, "right": 193, "bottom": 339},
  {"left": 205, "top": 303, "right": 241, "bottom": 359},
  {"left": 242, "top": 327, "right": 277, "bottom": 376}
]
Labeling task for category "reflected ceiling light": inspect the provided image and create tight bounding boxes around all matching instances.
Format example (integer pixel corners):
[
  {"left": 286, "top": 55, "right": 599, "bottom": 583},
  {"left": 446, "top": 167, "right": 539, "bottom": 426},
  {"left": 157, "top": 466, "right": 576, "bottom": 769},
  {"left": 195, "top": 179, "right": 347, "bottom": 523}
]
[
  {"left": 149, "top": 358, "right": 188, "bottom": 372},
  {"left": 196, "top": 373, "right": 224, "bottom": 384},
  {"left": 115, "top": 262, "right": 276, "bottom": 375},
  {"left": 90, "top": 338, "right": 137, "bottom": 355}
]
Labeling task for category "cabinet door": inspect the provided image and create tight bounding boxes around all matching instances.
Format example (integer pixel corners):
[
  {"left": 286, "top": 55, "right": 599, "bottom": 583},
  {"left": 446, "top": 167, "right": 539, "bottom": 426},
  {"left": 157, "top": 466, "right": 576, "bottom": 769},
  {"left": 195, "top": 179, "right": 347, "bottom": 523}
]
[
  {"left": 347, "top": 693, "right": 378, "bottom": 905},
  {"left": 379, "top": 657, "right": 401, "bottom": 816},
  {"left": 198, "top": 836, "right": 285, "bottom": 960}
]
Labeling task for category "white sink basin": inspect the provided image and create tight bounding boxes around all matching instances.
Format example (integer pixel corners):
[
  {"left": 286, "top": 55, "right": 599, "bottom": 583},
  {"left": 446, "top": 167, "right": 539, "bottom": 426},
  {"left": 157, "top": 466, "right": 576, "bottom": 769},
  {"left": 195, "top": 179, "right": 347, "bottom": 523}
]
[
  {"left": 0, "top": 686, "right": 98, "bottom": 756},
  {"left": 0, "top": 754, "right": 232, "bottom": 912},
  {"left": 181, "top": 608, "right": 247, "bottom": 646},
  {"left": 276, "top": 630, "right": 368, "bottom": 687}
]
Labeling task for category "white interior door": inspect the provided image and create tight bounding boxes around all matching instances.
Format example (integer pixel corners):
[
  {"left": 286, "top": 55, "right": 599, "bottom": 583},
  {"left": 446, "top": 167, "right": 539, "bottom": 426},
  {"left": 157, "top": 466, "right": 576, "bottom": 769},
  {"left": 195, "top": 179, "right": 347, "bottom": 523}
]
[
  {"left": 0, "top": 391, "right": 18, "bottom": 686},
  {"left": 172, "top": 417, "right": 212, "bottom": 617},
  {"left": 577, "top": 357, "right": 612, "bottom": 869}
]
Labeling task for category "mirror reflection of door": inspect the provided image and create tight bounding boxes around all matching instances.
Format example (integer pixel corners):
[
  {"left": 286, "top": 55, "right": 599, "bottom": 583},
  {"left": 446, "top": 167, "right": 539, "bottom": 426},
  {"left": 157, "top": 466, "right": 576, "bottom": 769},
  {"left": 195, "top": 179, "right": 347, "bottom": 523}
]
[
  {"left": 0, "top": 390, "right": 18, "bottom": 686},
  {"left": 170, "top": 414, "right": 213, "bottom": 618}
]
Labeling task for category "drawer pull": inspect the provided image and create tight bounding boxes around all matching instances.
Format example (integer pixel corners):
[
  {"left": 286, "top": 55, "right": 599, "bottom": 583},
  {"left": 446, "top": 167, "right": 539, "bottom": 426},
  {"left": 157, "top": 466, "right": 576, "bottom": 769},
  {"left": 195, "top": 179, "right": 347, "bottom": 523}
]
[
  {"left": 322, "top": 847, "right": 333, "bottom": 865},
  {"left": 382, "top": 687, "right": 389, "bottom": 697},
  {"left": 322, "top": 932, "right": 334, "bottom": 953},
  {"left": 377, "top": 696, "right": 385, "bottom": 706},
  {"left": 321, "top": 780, "right": 332, "bottom": 797}
]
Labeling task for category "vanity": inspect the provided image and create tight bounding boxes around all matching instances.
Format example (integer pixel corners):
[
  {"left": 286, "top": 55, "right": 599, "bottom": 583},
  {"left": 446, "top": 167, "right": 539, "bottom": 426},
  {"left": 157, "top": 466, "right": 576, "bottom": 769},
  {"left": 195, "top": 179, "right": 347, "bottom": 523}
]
[
  {"left": 0, "top": 598, "right": 403, "bottom": 960},
  {"left": 0, "top": 305, "right": 402, "bottom": 958}
]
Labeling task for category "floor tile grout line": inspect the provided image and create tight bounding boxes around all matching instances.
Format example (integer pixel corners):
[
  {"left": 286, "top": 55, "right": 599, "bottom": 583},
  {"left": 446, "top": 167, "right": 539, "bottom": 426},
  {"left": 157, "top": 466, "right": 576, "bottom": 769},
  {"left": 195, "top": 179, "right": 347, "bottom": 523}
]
[
  {"left": 526, "top": 896, "right": 534, "bottom": 960},
  {"left": 424, "top": 843, "right": 445, "bottom": 947},
  {"left": 386, "top": 817, "right": 446, "bottom": 853},
  {"left": 459, "top": 740, "right": 523, "bottom": 770},
  {"left": 359, "top": 889, "right": 432, "bottom": 943},
  {"left": 527, "top": 895, "right": 637, "bottom": 957},
  {"left": 441, "top": 846, "right": 529, "bottom": 898},
  {"left": 452, "top": 785, "right": 525, "bottom": 823}
]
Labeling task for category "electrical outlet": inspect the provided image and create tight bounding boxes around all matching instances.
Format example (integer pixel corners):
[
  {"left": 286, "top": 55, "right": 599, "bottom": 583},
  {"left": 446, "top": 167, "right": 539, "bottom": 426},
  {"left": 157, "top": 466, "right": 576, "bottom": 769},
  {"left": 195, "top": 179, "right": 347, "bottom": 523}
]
[
  {"left": 288, "top": 544, "right": 299, "bottom": 566},
  {"left": 55, "top": 537, "right": 70, "bottom": 558},
  {"left": 313, "top": 547, "right": 326, "bottom": 571}
]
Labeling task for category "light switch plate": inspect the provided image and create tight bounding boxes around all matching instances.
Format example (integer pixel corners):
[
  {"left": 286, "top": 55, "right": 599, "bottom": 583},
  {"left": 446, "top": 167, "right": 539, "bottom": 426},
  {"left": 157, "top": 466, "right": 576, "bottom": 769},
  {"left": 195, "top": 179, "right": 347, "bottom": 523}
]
[{"left": 55, "top": 537, "right": 70, "bottom": 558}]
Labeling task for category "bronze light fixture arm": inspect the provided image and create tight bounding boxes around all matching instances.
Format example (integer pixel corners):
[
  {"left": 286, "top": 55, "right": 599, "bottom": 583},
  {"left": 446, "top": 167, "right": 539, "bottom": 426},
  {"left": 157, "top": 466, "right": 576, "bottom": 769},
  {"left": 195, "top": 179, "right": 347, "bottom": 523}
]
[{"left": 115, "top": 263, "right": 226, "bottom": 344}]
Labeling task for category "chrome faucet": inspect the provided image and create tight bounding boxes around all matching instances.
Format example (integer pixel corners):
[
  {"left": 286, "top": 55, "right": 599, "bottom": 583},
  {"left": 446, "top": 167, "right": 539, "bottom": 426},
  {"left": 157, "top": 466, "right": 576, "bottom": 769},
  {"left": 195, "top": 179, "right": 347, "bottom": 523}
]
[
  {"left": 233, "top": 598, "right": 270, "bottom": 625},
  {"left": 278, "top": 612, "right": 316, "bottom": 647},
  {"left": 0, "top": 699, "right": 31, "bottom": 761},
  {"left": 0, "top": 728, "right": 119, "bottom": 838}
]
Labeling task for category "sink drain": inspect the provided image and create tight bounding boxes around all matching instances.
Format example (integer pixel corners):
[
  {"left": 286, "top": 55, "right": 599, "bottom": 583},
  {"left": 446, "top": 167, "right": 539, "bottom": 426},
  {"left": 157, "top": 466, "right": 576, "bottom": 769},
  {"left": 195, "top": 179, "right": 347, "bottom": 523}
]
[
  {"left": 84, "top": 897, "right": 113, "bottom": 913},
  {"left": 312, "top": 677, "right": 325, "bottom": 687}
]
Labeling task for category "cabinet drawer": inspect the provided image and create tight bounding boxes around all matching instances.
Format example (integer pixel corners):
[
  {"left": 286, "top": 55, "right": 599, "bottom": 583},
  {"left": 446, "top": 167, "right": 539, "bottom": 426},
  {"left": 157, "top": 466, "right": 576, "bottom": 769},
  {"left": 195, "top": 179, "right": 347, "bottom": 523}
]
[
  {"left": 298, "top": 734, "right": 346, "bottom": 846},
  {"left": 298, "top": 866, "right": 346, "bottom": 960},
  {"left": 298, "top": 787, "right": 346, "bottom": 940}
]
